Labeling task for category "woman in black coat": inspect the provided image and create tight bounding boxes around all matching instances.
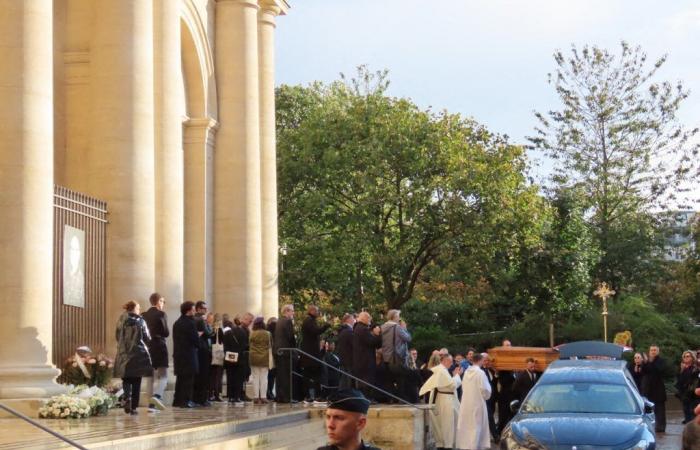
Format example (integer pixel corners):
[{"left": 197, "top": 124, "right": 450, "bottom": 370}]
[
  {"left": 113, "top": 300, "right": 152, "bottom": 415},
  {"left": 676, "top": 350, "right": 700, "bottom": 424},
  {"left": 223, "top": 323, "right": 248, "bottom": 404},
  {"left": 628, "top": 352, "right": 645, "bottom": 392},
  {"left": 352, "top": 313, "right": 382, "bottom": 401}
]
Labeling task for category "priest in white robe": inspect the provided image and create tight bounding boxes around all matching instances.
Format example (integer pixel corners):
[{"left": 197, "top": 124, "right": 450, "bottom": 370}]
[
  {"left": 456, "top": 353, "right": 491, "bottom": 450},
  {"left": 420, "top": 353, "right": 463, "bottom": 449}
]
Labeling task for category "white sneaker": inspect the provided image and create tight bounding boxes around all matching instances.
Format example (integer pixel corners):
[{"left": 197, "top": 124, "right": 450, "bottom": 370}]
[
  {"left": 312, "top": 400, "right": 328, "bottom": 407},
  {"left": 150, "top": 396, "right": 166, "bottom": 410},
  {"left": 234, "top": 401, "right": 245, "bottom": 407},
  {"left": 147, "top": 407, "right": 160, "bottom": 413}
]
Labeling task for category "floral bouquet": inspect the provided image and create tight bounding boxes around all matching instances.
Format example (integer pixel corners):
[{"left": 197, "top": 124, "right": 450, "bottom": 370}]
[
  {"left": 70, "top": 385, "right": 117, "bottom": 416},
  {"left": 38, "top": 394, "right": 91, "bottom": 419},
  {"left": 62, "top": 347, "right": 114, "bottom": 387}
]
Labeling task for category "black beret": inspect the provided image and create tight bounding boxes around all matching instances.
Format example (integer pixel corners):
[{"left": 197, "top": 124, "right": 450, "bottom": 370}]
[{"left": 327, "top": 389, "right": 370, "bottom": 414}]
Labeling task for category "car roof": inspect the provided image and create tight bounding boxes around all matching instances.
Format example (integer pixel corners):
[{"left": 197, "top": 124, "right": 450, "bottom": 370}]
[{"left": 539, "top": 359, "right": 630, "bottom": 385}]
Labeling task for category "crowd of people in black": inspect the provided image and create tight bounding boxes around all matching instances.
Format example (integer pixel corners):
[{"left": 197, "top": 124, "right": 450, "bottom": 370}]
[{"left": 113, "top": 293, "right": 700, "bottom": 444}]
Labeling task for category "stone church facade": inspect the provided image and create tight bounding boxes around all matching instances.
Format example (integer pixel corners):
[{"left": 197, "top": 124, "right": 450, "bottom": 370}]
[{"left": 0, "top": 0, "right": 288, "bottom": 399}]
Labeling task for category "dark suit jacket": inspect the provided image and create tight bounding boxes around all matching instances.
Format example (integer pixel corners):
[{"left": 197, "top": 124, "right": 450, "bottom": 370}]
[
  {"left": 172, "top": 314, "right": 199, "bottom": 377},
  {"left": 642, "top": 356, "right": 667, "bottom": 403},
  {"left": 336, "top": 324, "right": 354, "bottom": 369},
  {"left": 274, "top": 316, "right": 296, "bottom": 356},
  {"left": 300, "top": 314, "right": 330, "bottom": 367},
  {"left": 513, "top": 369, "right": 539, "bottom": 401},
  {"left": 142, "top": 307, "right": 169, "bottom": 368},
  {"left": 223, "top": 325, "right": 248, "bottom": 366},
  {"left": 483, "top": 367, "right": 499, "bottom": 405},
  {"left": 352, "top": 322, "right": 381, "bottom": 382}
]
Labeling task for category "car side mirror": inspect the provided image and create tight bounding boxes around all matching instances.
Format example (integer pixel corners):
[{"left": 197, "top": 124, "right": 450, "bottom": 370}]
[
  {"left": 643, "top": 399, "right": 654, "bottom": 414},
  {"left": 510, "top": 399, "right": 521, "bottom": 413}
]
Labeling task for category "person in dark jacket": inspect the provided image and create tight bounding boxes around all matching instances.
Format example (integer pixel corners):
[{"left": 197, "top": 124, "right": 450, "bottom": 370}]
[
  {"left": 512, "top": 358, "right": 539, "bottom": 402},
  {"left": 223, "top": 319, "right": 249, "bottom": 405},
  {"left": 114, "top": 300, "right": 153, "bottom": 415},
  {"left": 628, "top": 352, "right": 645, "bottom": 392},
  {"left": 352, "top": 312, "right": 382, "bottom": 401},
  {"left": 677, "top": 350, "right": 700, "bottom": 424},
  {"left": 336, "top": 313, "right": 356, "bottom": 389},
  {"left": 172, "top": 301, "right": 199, "bottom": 408},
  {"left": 643, "top": 345, "right": 667, "bottom": 432},
  {"left": 300, "top": 305, "right": 331, "bottom": 402},
  {"left": 482, "top": 353, "right": 499, "bottom": 441},
  {"left": 274, "top": 304, "right": 297, "bottom": 403},
  {"left": 141, "top": 292, "right": 169, "bottom": 411},
  {"left": 193, "top": 301, "right": 214, "bottom": 406},
  {"left": 266, "top": 317, "right": 277, "bottom": 400}
]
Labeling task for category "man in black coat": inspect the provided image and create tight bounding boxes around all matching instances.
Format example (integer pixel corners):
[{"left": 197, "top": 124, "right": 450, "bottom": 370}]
[
  {"left": 512, "top": 358, "right": 539, "bottom": 402},
  {"left": 274, "top": 304, "right": 297, "bottom": 403},
  {"left": 643, "top": 345, "right": 667, "bottom": 432},
  {"left": 172, "top": 301, "right": 199, "bottom": 408},
  {"left": 223, "top": 319, "right": 249, "bottom": 405},
  {"left": 352, "top": 312, "right": 382, "bottom": 401},
  {"left": 300, "top": 305, "right": 331, "bottom": 402},
  {"left": 482, "top": 353, "right": 500, "bottom": 441},
  {"left": 336, "top": 313, "right": 356, "bottom": 389},
  {"left": 141, "top": 292, "right": 169, "bottom": 410},
  {"left": 193, "top": 301, "right": 214, "bottom": 406}
]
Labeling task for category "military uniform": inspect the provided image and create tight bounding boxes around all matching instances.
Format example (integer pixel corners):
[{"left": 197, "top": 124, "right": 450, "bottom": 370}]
[{"left": 317, "top": 389, "right": 381, "bottom": 450}]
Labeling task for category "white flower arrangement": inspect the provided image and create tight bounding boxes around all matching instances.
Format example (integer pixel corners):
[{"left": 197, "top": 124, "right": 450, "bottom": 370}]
[
  {"left": 39, "top": 385, "right": 117, "bottom": 419},
  {"left": 38, "top": 394, "right": 90, "bottom": 419}
]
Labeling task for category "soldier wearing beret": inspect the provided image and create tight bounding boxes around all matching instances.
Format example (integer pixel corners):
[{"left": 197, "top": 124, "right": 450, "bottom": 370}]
[{"left": 318, "top": 389, "right": 381, "bottom": 450}]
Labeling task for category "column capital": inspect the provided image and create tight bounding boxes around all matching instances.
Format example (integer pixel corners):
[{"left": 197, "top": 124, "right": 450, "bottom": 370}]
[
  {"left": 259, "top": 0, "right": 288, "bottom": 16},
  {"left": 216, "top": 0, "right": 260, "bottom": 10}
]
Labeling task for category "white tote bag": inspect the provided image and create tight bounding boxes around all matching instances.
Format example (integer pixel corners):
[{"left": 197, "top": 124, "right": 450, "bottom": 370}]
[{"left": 211, "top": 330, "right": 225, "bottom": 366}]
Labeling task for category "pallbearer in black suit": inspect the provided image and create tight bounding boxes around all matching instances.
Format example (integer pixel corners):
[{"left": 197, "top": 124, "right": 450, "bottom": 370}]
[
  {"left": 512, "top": 357, "right": 539, "bottom": 402},
  {"left": 481, "top": 353, "right": 499, "bottom": 441}
]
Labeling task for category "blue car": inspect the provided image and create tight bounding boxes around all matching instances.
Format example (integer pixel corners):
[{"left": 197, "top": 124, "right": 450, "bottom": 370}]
[{"left": 501, "top": 342, "right": 656, "bottom": 450}]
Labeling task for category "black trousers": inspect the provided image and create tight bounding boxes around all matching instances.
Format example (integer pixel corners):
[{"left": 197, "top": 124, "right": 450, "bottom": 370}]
[
  {"left": 173, "top": 373, "right": 194, "bottom": 406},
  {"left": 497, "top": 390, "right": 514, "bottom": 433},
  {"left": 302, "top": 363, "right": 322, "bottom": 400},
  {"left": 122, "top": 377, "right": 142, "bottom": 410},
  {"left": 267, "top": 367, "right": 276, "bottom": 399},
  {"left": 209, "top": 365, "right": 224, "bottom": 400},
  {"left": 275, "top": 354, "right": 293, "bottom": 402},
  {"left": 193, "top": 353, "right": 211, "bottom": 404},
  {"left": 225, "top": 363, "right": 246, "bottom": 401},
  {"left": 654, "top": 400, "right": 666, "bottom": 432},
  {"left": 486, "top": 398, "right": 498, "bottom": 439}
]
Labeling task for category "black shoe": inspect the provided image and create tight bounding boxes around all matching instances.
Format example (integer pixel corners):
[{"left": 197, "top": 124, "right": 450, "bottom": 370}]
[
  {"left": 199, "top": 401, "right": 212, "bottom": 407},
  {"left": 124, "top": 406, "right": 132, "bottom": 415},
  {"left": 130, "top": 409, "right": 138, "bottom": 415},
  {"left": 180, "top": 401, "right": 195, "bottom": 408}
]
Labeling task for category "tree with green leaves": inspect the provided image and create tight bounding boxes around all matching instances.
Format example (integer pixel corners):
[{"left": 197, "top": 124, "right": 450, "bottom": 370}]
[
  {"left": 277, "top": 67, "right": 541, "bottom": 310},
  {"left": 529, "top": 42, "right": 699, "bottom": 289}
]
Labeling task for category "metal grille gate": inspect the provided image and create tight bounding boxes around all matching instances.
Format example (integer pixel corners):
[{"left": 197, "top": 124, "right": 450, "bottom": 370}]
[{"left": 52, "top": 185, "right": 107, "bottom": 368}]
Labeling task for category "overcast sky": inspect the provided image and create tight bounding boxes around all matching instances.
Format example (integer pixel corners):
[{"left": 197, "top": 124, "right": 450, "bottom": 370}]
[{"left": 275, "top": 0, "right": 700, "bottom": 198}]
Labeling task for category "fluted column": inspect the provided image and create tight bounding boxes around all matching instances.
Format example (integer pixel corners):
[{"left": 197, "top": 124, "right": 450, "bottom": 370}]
[
  {"left": 214, "top": 0, "right": 263, "bottom": 315},
  {"left": 154, "top": 0, "right": 184, "bottom": 319},
  {"left": 258, "top": 1, "right": 282, "bottom": 319},
  {"left": 90, "top": 0, "right": 155, "bottom": 351},
  {"left": 184, "top": 117, "right": 218, "bottom": 306},
  {"left": 0, "top": 0, "right": 62, "bottom": 398}
]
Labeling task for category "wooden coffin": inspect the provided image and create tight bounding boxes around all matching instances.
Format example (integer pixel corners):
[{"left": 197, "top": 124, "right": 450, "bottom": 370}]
[{"left": 487, "top": 346, "right": 559, "bottom": 372}]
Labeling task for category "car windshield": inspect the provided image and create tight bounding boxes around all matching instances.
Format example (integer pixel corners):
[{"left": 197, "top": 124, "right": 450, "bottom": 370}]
[{"left": 522, "top": 382, "right": 640, "bottom": 414}]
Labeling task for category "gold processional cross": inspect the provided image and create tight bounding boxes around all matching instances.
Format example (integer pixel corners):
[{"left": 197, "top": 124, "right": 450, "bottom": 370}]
[{"left": 594, "top": 282, "right": 616, "bottom": 343}]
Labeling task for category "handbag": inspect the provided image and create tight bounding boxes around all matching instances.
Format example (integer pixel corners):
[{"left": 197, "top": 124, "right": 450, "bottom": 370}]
[
  {"left": 211, "top": 330, "right": 225, "bottom": 366},
  {"left": 225, "top": 351, "right": 239, "bottom": 363}
]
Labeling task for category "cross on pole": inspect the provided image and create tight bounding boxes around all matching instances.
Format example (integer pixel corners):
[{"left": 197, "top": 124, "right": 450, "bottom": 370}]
[{"left": 594, "top": 282, "right": 616, "bottom": 342}]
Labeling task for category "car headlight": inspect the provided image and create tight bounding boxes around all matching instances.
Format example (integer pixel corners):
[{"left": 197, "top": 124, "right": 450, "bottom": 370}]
[{"left": 627, "top": 439, "right": 650, "bottom": 450}]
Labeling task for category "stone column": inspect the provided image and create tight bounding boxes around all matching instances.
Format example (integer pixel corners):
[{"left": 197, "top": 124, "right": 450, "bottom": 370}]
[
  {"left": 90, "top": 0, "right": 155, "bottom": 352},
  {"left": 0, "top": 0, "right": 62, "bottom": 398},
  {"left": 258, "top": 1, "right": 282, "bottom": 319},
  {"left": 154, "top": 0, "right": 184, "bottom": 319},
  {"left": 184, "top": 117, "right": 218, "bottom": 305},
  {"left": 214, "top": 0, "right": 263, "bottom": 315}
]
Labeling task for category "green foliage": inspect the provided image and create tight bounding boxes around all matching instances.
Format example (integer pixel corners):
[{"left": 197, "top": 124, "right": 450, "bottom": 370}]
[
  {"left": 278, "top": 66, "right": 539, "bottom": 310},
  {"left": 528, "top": 42, "right": 699, "bottom": 290}
]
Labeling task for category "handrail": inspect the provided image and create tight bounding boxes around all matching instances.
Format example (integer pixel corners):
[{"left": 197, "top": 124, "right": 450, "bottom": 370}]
[
  {"left": 0, "top": 402, "right": 88, "bottom": 450},
  {"left": 276, "top": 347, "right": 425, "bottom": 410}
]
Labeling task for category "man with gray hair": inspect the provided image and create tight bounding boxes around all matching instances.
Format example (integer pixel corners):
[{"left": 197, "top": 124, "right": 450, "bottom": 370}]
[
  {"left": 380, "top": 309, "right": 412, "bottom": 401},
  {"left": 274, "top": 304, "right": 296, "bottom": 403}
]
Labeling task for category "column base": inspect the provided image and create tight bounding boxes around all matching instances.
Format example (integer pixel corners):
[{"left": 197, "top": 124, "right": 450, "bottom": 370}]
[{"left": 0, "top": 365, "right": 64, "bottom": 400}]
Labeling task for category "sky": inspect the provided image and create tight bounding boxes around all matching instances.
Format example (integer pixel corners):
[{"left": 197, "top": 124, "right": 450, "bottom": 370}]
[{"left": 274, "top": 0, "right": 700, "bottom": 201}]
